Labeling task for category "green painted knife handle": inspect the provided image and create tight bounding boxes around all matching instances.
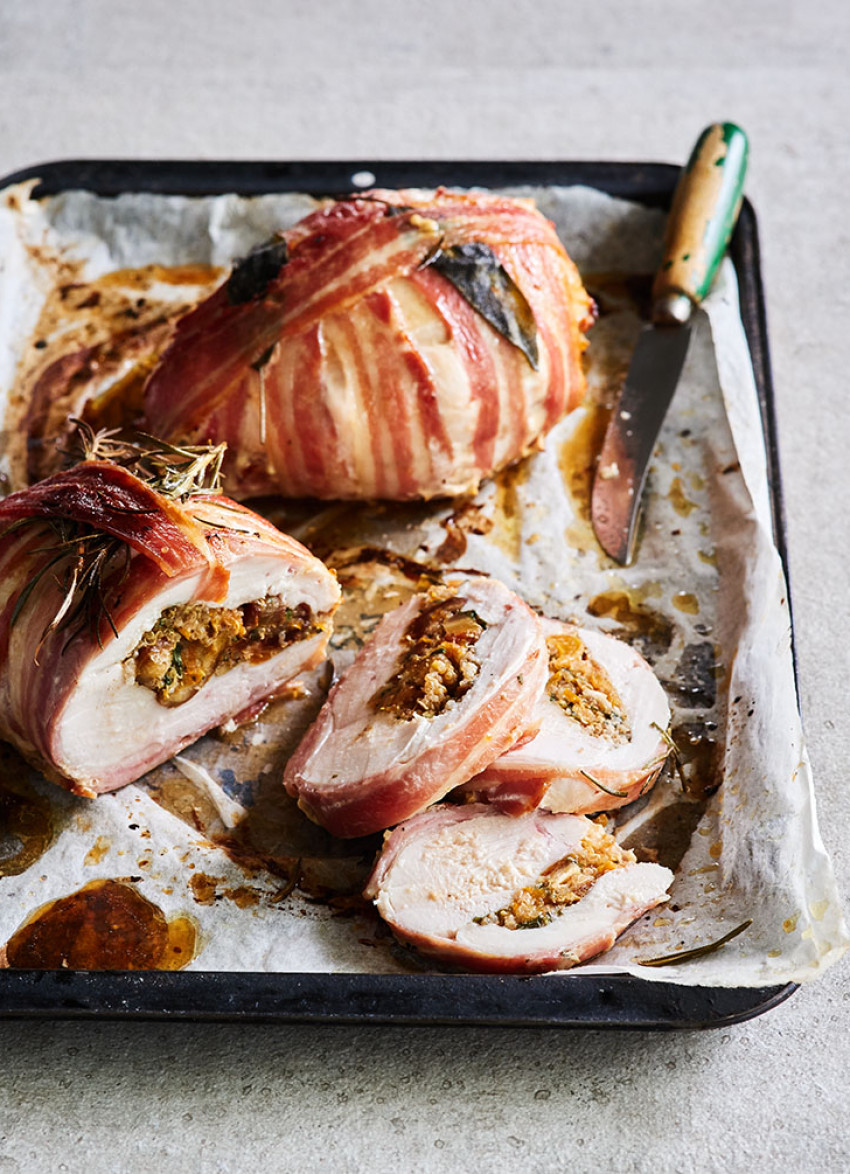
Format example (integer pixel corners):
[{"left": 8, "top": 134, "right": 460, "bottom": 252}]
[{"left": 652, "top": 122, "right": 749, "bottom": 323}]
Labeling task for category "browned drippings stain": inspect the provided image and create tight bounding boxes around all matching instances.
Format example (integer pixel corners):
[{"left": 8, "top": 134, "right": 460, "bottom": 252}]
[
  {"left": 0, "top": 770, "right": 55, "bottom": 877},
  {"left": 329, "top": 545, "right": 442, "bottom": 583},
  {"left": 669, "top": 476, "right": 699, "bottom": 517},
  {"left": 188, "top": 871, "right": 264, "bottom": 909},
  {"left": 586, "top": 588, "right": 674, "bottom": 658},
  {"left": 98, "top": 264, "right": 223, "bottom": 289},
  {"left": 583, "top": 273, "right": 654, "bottom": 323},
  {"left": 433, "top": 500, "right": 493, "bottom": 563},
  {"left": 226, "top": 886, "right": 261, "bottom": 909},
  {"left": 489, "top": 458, "right": 532, "bottom": 563},
  {"left": 84, "top": 835, "right": 111, "bottom": 866},
  {"left": 217, "top": 800, "right": 373, "bottom": 899},
  {"left": 672, "top": 722, "right": 721, "bottom": 799},
  {"left": 81, "top": 353, "right": 158, "bottom": 430},
  {"left": 8, "top": 260, "right": 223, "bottom": 488},
  {"left": 288, "top": 503, "right": 382, "bottom": 560},
  {"left": 558, "top": 403, "right": 612, "bottom": 526},
  {"left": 619, "top": 799, "right": 707, "bottom": 872},
  {"left": 145, "top": 776, "right": 223, "bottom": 835},
  {"left": 292, "top": 499, "right": 437, "bottom": 563},
  {"left": 698, "top": 549, "right": 717, "bottom": 567},
  {"left": 295, "top": 857, "right": 374, "bottom": 902},
  {"left": 208, "top": 776, "right": 376, "bottom": 905},
  {"left": 672, "top": 591, "right": 700, "bottom": 615},
  {"left": 190, "top": 872, "right": 224, "bottom": 906},
  {"left": 3, "top": 879, "right": 197, "bottom": 970},
  {"left": 664, "top": 642, "right": 721, "bottom": 710}
]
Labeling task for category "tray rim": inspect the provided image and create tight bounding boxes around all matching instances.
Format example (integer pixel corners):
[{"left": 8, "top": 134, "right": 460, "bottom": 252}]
[{"left": 0, "top": 156, "right": 797, "bottom": 1028}]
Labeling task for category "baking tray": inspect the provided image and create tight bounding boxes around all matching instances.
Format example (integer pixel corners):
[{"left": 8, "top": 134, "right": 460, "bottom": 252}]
[{"left": 0, "top": 157, "right": 796, "bottom": 1027}]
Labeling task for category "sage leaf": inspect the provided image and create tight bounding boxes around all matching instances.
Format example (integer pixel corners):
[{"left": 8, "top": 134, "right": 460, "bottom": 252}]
[
  {"left": 227, "top": 237, "right": 289, "bottom": 305},
  {"left": 426, "top": 242, "right": 539, "bottom": 370}
]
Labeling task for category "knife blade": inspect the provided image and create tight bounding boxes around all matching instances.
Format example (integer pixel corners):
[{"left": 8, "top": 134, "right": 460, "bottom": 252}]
[{"left": 591, "top": 122, "right": 749, "bottom": 565}]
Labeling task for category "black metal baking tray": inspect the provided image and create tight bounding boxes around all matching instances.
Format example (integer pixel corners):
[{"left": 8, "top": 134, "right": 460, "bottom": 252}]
[{"left": 0, "top": 158, "right": 796, "bottom": 1027}]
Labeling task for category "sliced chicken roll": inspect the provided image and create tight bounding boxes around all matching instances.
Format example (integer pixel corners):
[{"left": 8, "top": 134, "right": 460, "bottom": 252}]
[
  {"left": 0, "top": 461, "right": 340, "bottom": 796},
  {"left": 365, "top": 804, "right": 673, "bottom": 973},
  {"left": 283, "top": 577, "right": 547, "bottom": 838},
  {"left": 456, "top": 618, "right": 670, "bottom": 815}
]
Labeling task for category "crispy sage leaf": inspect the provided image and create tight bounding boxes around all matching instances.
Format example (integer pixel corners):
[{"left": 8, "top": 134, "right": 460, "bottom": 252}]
[
  {"left": 226, "top": 237, "right": 289, "bottom": 305},
  {"left": 426, "top": 242, "right": 539, "bottom": 370}
]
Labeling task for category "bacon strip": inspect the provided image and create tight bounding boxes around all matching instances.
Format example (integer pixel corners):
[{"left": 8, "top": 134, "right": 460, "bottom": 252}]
[
  {"left": 143, "top": 189, "right": 594, "bottom": 501},
  {"left": 284, "top": 577, "right": 547, "bottom": 838},
  {"left": 365, "top": 805, "right": 674, "bottom": 974},
  {"left": 145, "top": 202, "right": 440, "bottom": 437},
  {"left": 0, "top": 462, "right": 228, "bottom": 598},
  {"left": 0, "top": 483, "right": 340, "bottom": 797},
  {"left": 454, "top": 618, "right": 671, "bottom": 816}
]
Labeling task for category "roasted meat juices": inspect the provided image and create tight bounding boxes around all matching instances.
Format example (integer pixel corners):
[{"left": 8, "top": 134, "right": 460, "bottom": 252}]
[
  {"left": 144, "top": 189, "right": 594, "bottom": 500},
  {"left": 365, "top": 805, "right": 673, "bottom": 973},
  {"left": 0, "top": 457, "right": 340, "bottom": 796},
  {"left": 283, "top": 577, "right": 548, "bottom": 838}
]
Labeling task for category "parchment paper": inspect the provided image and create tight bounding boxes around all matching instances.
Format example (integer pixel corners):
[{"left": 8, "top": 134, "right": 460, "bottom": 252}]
[{"left": 0, "top": 179, "right": 845, "bottom": 986}]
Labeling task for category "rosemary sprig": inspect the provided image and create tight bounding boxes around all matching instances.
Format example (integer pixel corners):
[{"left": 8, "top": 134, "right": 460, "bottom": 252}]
[
  {"left": 65, "top": 419, "right": 227, "bottom": 500},
  {"left": 274, "top": 858, "right": 302, "bottom": 903},
  {"left": 651, "top": 720, "right": 689, "bottom": 791},
  {"left": 579, "top": 768, "right": 629, "bottom": 799},
  {"left": 637, "top": 919, "right": 753, "bottom": 968},
  {"left": 638, "top": 752, "right": 671, "bottom": 797},
  {"left": 8, "top": 421, "right": 230, "bottom": 652}
]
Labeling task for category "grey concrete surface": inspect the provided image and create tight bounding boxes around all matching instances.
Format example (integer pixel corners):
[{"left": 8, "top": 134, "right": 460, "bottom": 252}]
[{"left": 1, "top": 2, "right": 848, "bottom": 1170}]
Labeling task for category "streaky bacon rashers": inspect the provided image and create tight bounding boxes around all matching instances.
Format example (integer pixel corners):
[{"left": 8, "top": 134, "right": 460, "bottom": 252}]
[
  {"left": 0, "top": 463, "right": 340, "bottom": 797},
  {"left": 364, "top": 805, "right": 674, "bottom": 973},
  {"left": 454, "top": 618, "right": 671, "bottom": 816},
  {"left": 143, "top": 189, "right": 595, "bottom": 500},
  {"left": 283, "top": 576, "right": 548, "bottom": 838},
  {"left": 0, "top": 461, "right": 227, "bottom": 592}
]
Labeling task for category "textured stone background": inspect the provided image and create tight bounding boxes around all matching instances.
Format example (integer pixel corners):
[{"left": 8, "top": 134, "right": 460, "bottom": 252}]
[{"left": 1, "top": 2, "right": 848, "bottom": 1170}]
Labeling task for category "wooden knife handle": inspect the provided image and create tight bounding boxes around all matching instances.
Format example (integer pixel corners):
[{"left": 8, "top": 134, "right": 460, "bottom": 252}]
[{"left": 652, "top": 122, "right": 749, "bottom": 323}]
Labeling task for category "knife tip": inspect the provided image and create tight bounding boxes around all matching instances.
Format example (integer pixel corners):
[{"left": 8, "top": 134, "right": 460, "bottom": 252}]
[{"left": 590, "top": 483, "right": 638, "bottom": 566}]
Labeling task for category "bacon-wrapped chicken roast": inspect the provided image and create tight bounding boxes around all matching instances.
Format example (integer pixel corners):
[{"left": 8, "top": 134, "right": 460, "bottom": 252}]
[
  {"left": 0, "top": 447, "right": 340, "bottom": 796},
  {"left": 365, "top": 805, "right": 673, "bottom": 973},
  {"left": 283, "top": 577, "right": 548, "bottom": 838},
  {"left": 455, "top": 618, "right": 670, "bottom": 815},
  {"left": 144, "top": 189, "right": 594, "bottom": 500}
]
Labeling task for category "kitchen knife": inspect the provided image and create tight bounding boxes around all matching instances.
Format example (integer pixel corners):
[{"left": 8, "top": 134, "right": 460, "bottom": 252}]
[{"left": 590, "top": 122, "right": 749, "bottom": 565}]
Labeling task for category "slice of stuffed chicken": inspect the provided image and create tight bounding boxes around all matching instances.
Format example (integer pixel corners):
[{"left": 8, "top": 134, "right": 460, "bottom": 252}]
[
  {"left": 0, "top": 461, "right": 340, "bottom": 796},
  {"left": 365, "top": 804, "right": 673, "bottom": 973},
  {"left": 283, "top": 577, "right": 548, "bottom": 838},
  {"left": 455, "top": 617, "right": 670, "bottom": 815}
]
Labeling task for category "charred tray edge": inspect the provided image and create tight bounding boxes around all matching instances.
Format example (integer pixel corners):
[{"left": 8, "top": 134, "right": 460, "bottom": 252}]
[{"left": 0, "top": 157, "right": 796, "bottom": 1029}]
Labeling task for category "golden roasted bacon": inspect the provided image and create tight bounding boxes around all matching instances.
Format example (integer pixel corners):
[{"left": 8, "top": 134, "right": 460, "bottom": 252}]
[
  {"left": 365, "top": 805, "right": 673, "bottom": 973},
  {"left": 0, "top": 464, "right": 340, "bottom": 796},
  {"left": 143, "top": 189, "right": 594, "bottom": 500}
]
